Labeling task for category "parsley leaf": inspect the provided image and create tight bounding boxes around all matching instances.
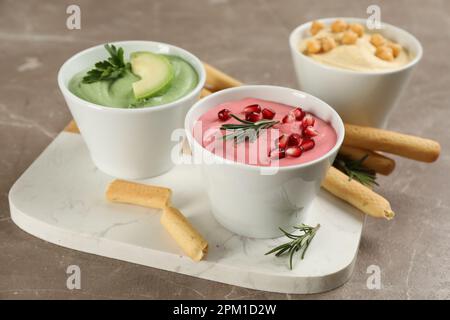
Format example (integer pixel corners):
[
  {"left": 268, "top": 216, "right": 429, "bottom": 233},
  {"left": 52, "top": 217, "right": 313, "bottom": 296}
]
[{"left": 82, "top": 44, "right": 130, "bottom": 83}]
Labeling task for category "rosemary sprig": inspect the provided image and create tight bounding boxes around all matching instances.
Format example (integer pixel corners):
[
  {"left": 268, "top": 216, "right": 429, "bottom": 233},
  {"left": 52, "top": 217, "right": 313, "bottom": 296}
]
[
  {"left": 333, "top": 154, "right": 378, "bottom": 187},
  {"left": 220, "top": 114, "right": 279, "bottom": 143},
  {"left": 265, "top": 223, "right": 320, "bottom": 270},
  {"left": 82, "top": 44, "right": 130, "bottom": 83}
]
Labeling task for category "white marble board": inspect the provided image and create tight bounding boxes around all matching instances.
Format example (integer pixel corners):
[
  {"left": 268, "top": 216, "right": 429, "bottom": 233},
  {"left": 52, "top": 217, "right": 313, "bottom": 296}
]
[{"left": 9, "top": 132, "right": 365, "bottom": 294}]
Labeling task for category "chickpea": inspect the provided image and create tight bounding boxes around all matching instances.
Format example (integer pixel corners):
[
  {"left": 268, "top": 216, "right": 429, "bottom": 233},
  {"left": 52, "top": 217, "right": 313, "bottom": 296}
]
[
  {"left": 310, "top": 20, "right": 325, "bottom": 36},
  {"left": 321, "top": 36, "right": 337, "bottom": 53},
  {"left": 342, "top": 30, "right": 358, "bottom": 45},
  {"left": 349, "top": 23, "right": 364, "bottom": 37},
  {"left": 306, "top": 39, "right": 322, "bottom": 54},
  {"left": 370, "top": 33, "right": 386, "bottom": 47},
  {"left": 331, "top": 19, "right": 348, "bottom": 33},
  {"left": 387, "top": 42, "right": 402, "bottom": 58},
  {"left": 375, "top": 46, "right": 394, "bottom": 61}
]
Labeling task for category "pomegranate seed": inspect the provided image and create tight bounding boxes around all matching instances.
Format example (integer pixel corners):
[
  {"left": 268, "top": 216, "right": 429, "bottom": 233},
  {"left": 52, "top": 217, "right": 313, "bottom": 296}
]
[
  {"left": 301, "top": 139, "right": 315, "bottom": 151},
  {"left": 245, "top": 112, "right": 261, "bottom": 122},
  {"left": 302, "top": 114, "right": 315, "bottom": 127},
  {"left": 218, "top": 108, "right": 231, "bottom": 121},
  {"left": 291, "top": 107, "right": 305, "bottom": 121},
  {"left": 282, "top": 113, "right": 295, "bottom": 124},
  {"left": 269, "top": 148, "right": 286, "bottom": 160},
  {"left": 304, "top": 126, "right": 319, "bottom": 137},
  {"left": 275, "top": 134, "right": 289, "bottom": 149},
  {"left": 287, "top": 133, "right": 302, "bottom": 147},
  {"left": 262, "top": 108, "right": 276, "bottom": 120},
  {"left": 286, "top": 146, "right": 302, "bottom": 158},
  {"left": 243, "top": 104, "right": 261, "bottom": 114}
]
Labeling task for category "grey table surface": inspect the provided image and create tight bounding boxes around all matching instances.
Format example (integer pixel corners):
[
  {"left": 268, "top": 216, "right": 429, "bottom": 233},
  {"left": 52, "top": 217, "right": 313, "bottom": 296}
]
[{"left": 1, "top": 0, "right": 449, "bottom": 300}]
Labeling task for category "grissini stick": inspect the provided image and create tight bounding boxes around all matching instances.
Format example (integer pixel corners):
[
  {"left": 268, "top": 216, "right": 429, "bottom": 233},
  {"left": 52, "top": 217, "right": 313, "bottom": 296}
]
[
  {"left": 343, "top": 124, "right": 441, "bottom": 163},
  {"left": 338, "top": 145, "right": 396, "bottom": 175},
  {"left": 322, "top": 167, "right": 395, "bottom": 220},
  {"left": 106, "top": 179, "right": 172, "bottom": 209},
  {"left": 105, "top": 180, "right": 208, "bottom": 261},
  {"left": 200, "top": 88, "right": 212, "bottom": 98},
  {"left": 161, "top": 206, "right": 208, "bottom": 261},
  {"left": 64, "top": 120, "right": 80, "bottom": 134},
  {"left": 203, "top": 62, "right": 242, "bottom": 92}
]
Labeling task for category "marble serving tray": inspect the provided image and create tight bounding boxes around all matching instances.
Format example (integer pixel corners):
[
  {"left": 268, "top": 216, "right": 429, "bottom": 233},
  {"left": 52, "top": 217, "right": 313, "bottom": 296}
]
[{"left": 9, "top": 131, "right": 364, "bottom": 294}]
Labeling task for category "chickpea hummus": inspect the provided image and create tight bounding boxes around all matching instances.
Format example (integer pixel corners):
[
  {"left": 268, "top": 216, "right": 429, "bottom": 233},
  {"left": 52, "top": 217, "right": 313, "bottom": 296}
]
[{"left": 300, "top": 21, "right": 413, "bottom": 72}]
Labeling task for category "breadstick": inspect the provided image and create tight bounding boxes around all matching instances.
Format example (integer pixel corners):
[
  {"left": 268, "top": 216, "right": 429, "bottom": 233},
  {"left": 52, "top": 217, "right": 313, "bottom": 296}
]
[
  {"left": 203, "top": 62, "right": 242, "bottom": 92},
  {"left": 201, "top": 88, "right": 212, "bottom": 98},
  {"left": 161, "top": 206, "right": 208, "bottom": 261},
  {"left": 106, "top": 179, "right": 171, "bottom": 209},
  {"left": 322, "top": 167, "right": 395, "bottom": 220},
  {"left": 344, "top": 124, "right": 440, "bottom": 162},
  {"left": 64, "top": 120, "right": 80, "bottom": 134},
  {"left": 338, "top": 145, "right": 396, "bottom": 175}
]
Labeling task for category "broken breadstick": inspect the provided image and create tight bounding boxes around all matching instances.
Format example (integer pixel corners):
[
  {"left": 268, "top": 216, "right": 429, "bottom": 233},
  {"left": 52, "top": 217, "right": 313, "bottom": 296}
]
[
  {"left": 161, "top": 206, "right": 208, "bottom": 261},
  {"left": 338, "top": 145, "right": 396, "bottom": 175},
  {"left": 106, "top": 179, "right": 171, "bottom": 209},
  {"left": 203, "top": 62, "right": 242, "bottom": 92},
  {"left": 344, "top": 124, "right": 441, "bottom": 163},
  {"left": 322, "top": 167, "right": 395, "bottom": 220},
  {"left": 106, "top": 180, "right": 208, "bottom": 261}
]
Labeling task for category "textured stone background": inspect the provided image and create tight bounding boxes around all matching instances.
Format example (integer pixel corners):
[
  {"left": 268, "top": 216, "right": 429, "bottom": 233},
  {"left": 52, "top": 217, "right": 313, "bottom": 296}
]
[{"left": 0, "top": 0, "right": 449, "bottom": 299}]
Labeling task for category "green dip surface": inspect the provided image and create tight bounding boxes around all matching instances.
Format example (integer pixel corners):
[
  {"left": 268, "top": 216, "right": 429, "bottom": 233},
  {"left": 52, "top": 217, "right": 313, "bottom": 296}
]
[{"left": 68, "top": 55, "right": 198, "bottom": 108}]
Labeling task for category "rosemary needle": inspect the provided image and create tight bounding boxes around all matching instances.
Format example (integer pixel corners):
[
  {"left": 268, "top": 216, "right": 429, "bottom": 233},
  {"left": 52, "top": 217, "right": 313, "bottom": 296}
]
[
  {"left": 220, "top": 114, "right": 279, "bottom": 143},
  {"left": 333, "top": 154, "right": 378, "bottom": 187},
  {"left": 265, "top": 223, "right": 320, "bottom": 270}
]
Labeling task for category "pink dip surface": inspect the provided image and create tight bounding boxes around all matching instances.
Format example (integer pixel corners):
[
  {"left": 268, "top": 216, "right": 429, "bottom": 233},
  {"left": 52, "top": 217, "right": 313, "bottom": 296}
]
[{"left": 193, "top": 98, "right": 337, "bottom": 167}]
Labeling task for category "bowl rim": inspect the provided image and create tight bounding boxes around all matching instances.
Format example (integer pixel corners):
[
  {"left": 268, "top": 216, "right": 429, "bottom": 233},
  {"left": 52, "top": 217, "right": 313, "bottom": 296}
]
[
  {"left": 185, "top": 85, "right": 345, "bottom": 172},
  {"left": 289, "top": 17, "right": 423, "bottom": 76},
  {"left": 57, "top": 40, "right": 206, "bottom": 113}
]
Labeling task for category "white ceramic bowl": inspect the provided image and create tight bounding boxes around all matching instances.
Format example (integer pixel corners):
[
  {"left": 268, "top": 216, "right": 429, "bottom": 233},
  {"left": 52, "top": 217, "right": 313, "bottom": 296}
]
[
  {"left": 185, "top": 85, "right": 344, "bottom": 238},
  {"left": 58, "top": 41, "right": 206, "bottom": 179},
  {"left": 289, "top": 18, "right": 423, "bottom": 128}
]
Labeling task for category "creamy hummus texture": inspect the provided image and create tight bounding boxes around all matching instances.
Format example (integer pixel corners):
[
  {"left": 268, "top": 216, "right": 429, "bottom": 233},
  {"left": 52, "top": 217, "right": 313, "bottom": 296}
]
[{"left": 300, "top": 28, "right": 412, "bottom": 72}]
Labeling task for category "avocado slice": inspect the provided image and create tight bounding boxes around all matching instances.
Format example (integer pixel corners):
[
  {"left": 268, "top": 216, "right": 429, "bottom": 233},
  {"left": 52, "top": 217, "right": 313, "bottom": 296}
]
[{"left": 130, "top": 52, "right": 174, "bottom": 100}]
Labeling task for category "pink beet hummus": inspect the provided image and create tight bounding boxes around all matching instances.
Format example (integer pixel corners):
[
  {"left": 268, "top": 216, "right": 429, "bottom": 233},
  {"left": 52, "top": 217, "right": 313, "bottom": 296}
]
[{"left": 193, "top": 98, "right": 337, "bottom": 166}]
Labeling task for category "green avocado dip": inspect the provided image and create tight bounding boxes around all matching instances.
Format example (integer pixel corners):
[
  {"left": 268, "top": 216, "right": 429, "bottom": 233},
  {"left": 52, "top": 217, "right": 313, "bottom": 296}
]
[{"left": 68, "top": 45, "right": 198, "bottom": 108}]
